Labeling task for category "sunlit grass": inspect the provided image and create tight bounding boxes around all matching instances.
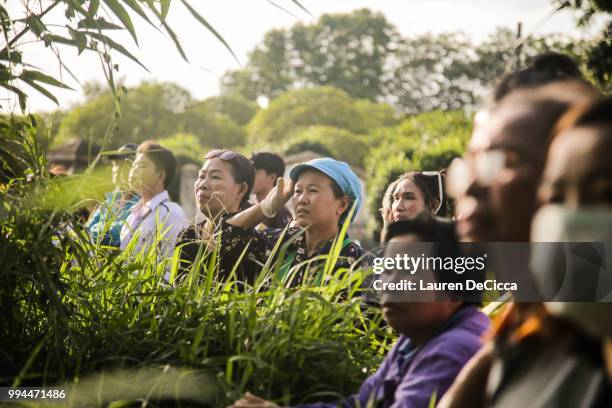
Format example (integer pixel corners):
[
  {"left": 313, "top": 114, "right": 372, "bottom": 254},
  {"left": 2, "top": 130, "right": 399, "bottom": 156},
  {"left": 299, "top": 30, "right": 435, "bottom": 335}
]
[{"left": 1, "top": 172, "right": 390, "bottom": 406}]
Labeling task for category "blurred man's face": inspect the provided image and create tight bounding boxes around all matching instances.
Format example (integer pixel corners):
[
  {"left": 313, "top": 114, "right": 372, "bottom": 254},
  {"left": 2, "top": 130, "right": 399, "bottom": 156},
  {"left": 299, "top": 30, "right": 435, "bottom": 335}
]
[
  {"left": 128, "top": 153, "right": 164, "bottom": 194},
  {"left": 252, "top": 169, "right": 276, "bottom": 197},
  {"left": 380, "top": 234, "right": 459, "bottom": 341},
  {"left": 111, "top": 159, "right": 132, "bottom": 188},
  {"left": 539, "top": 126, "right": 612, "bottom": 209},
  {"left": 456, "top": 106, "right": 550, "bottom": 242}
]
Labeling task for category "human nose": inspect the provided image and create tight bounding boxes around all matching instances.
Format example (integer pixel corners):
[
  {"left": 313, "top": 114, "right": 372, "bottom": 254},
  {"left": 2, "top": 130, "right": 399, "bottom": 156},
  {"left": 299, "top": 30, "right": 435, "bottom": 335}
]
[{"left": 295, "top": 190, "right": 308, "bottom": 205}]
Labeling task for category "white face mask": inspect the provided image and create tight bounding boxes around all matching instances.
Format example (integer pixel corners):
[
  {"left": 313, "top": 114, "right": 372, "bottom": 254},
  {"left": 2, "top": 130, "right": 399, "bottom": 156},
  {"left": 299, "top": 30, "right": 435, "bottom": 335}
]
[
  {"left": 530, "top": 204, "right": 612, "bottom": 337},
  {"left": 531, "top": 204, "right": 612, "bottom": 242}
]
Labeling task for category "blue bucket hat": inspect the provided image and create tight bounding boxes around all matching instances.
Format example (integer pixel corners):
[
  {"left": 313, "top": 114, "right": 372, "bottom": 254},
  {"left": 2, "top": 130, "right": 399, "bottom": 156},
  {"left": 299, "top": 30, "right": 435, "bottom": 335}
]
[{"left": 289, "top": 157, "right": 362, "bottom": 224}]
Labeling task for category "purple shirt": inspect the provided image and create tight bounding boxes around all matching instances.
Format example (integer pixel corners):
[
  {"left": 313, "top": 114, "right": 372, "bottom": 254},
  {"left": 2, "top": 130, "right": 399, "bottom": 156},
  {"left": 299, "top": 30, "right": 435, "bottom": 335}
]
[{"left": 296, "top": 305, "right": 490, "bottom": 408}]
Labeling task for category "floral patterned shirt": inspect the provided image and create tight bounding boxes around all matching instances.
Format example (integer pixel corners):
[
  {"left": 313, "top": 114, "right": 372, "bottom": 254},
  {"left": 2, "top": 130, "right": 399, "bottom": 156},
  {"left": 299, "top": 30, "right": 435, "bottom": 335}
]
[{"left": 177, "top": 213, "right": 373, "bottom": 288}]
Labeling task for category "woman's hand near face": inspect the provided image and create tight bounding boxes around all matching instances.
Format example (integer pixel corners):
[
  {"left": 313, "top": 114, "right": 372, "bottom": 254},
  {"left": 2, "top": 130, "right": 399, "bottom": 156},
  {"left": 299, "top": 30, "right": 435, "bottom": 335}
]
[
  {"left": 227, "top": 178, "right": 294, "bottom": 229},
  {"left": 228, "top": 392, "right": 280, "bottom": 408},
  {"left": 266, "top": 177, "right": 295, "bottom": 213}
]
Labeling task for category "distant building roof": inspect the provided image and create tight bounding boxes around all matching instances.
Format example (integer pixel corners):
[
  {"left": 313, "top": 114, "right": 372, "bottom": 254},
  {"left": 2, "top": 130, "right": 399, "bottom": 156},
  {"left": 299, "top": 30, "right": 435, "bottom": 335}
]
[{"left": 47, "top": 138, "right": 101, "bottom": 174}]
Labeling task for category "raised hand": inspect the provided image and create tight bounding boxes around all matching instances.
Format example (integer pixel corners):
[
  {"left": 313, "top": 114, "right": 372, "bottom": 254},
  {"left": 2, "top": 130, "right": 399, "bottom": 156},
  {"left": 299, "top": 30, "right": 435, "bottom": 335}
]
[{"left": 262, "top": 177, "right": 294, "bottom": 217}]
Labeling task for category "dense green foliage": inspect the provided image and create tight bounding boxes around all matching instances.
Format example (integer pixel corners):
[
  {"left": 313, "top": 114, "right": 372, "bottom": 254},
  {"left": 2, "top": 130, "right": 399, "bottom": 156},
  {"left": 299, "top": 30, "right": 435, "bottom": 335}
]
[
  {"left": 55, "top": 82, "right": 250, "bottom": 148},
  {"left": 246, "top": 86, "right": 399, "bottom": 145},
  {"left": 0, "top": 0, "right": 236, "bottom": 112},
  {"left": 0, "top": 138, "right": 389, "bottom": 405},
  {"left": 365, "top": 111, "right": 472, "bottom": 240},
  {"left": 222, "top": 9, "right": 599, "bottom": 114}
]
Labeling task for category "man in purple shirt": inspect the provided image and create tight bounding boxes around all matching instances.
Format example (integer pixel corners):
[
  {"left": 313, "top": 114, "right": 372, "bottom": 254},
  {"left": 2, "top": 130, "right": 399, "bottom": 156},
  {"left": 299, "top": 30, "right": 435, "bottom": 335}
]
[{"left": 231, "top": 216, "right": 490, "bottom": 408}]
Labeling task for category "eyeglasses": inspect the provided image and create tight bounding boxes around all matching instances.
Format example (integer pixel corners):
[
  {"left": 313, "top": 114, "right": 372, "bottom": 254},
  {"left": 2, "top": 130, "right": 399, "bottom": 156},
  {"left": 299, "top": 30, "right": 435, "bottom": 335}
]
[
  {"left": 446, "top": 150, "right": 510, "bottom": 198},
  {"left": 204, "top": 149, "right": 238, "bottom": 160}
]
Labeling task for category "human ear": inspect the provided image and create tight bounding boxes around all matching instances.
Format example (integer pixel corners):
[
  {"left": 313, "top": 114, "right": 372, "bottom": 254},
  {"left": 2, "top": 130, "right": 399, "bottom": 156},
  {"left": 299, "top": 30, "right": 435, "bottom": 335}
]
[
  {"left": 158, "top": 169, "right": 167, "bottom": 187},
  {"left": 430, "top": 199, "right": 440, "bottom": 213},
  {"left": 337, "top": 196, "right": 350, "bottom": 215},
  {"left": 237, "top": 181, "right": 248, "bottom": 201}
]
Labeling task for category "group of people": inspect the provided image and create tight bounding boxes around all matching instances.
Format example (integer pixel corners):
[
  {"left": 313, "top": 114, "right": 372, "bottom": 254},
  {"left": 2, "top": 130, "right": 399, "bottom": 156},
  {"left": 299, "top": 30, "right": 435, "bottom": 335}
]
[{"left": 81, "top": 52, "right": 611, "bottom": 407}]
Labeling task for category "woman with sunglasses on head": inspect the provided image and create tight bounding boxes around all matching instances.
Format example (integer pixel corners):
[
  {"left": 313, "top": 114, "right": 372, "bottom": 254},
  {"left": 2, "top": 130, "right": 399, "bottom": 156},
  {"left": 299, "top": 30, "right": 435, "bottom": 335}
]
[
  {"left": 223, "top": 157, "right": 373, "bottom": 287},
  {"left": 176, "top": 149, "right": 258, "bottom": 284},
  {"left": 379, "top": 171, "right": 447, "bottom": 243}
]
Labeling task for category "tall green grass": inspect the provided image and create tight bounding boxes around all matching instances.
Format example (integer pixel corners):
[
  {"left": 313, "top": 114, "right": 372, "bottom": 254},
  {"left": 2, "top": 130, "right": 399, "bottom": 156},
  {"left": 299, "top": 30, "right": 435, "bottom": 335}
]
[{"left": 1, "top": 167, "right": 390, "bottom": 406}]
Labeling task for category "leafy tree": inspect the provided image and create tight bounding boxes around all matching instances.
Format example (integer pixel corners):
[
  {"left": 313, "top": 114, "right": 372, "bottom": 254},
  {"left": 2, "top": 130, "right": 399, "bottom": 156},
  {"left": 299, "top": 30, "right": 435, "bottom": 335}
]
[
  {"left": 365, "top": 110, "right": 472, "bottom": 240},
  {"left": 284, "top": 140, "right": 334, "bottom": 158},
  {"left": 1, "top": 1, "right": 236, "bottom": 112},
  {"left": 198, "top": 94, "right": 259, "bottom": 126},
  {"left": 384, "top": 33, "right": 478, "bottom": 115},
  {"left": 552, "top": 0, "right": 611, "bottom": 87},
  {"left": 246, "top": 86, "right": 399, "bottom": 144},
  {"left": 180, "top": 102, "right": 246, "bottom": 147},
  {"left": 56, "top": 82, "right": 191, "bottom": 146},
  {"left": 159, "top": 132, "right": 204, "bottom": 162},
  {"left": 283, "top": 126, "right": 369, "bottom": 169},
  {"left": 56, "top": 81, "right": 247, "bottom": 148},
  {"left": 385, "top": 29, "right": 591, "bottom": 115},
  {"left": 222, "top": 9, "right": 400, "bottom": 101}
]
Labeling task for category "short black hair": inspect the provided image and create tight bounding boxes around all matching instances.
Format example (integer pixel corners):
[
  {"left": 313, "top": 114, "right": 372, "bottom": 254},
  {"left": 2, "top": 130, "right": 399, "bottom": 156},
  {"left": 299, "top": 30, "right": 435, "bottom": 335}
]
[
  {"left": 493, "top": 52, "right": 583, "bottom": 102},
  {"left": 137, "top": 141, "right": 177, "bottom": 189},
  {"left": 385, "top": 214, "right": 483, "bottom": 303},
  {"left": 107, "top": 143, "right": 138, "bottom": 161},
  {"left": 250, "top": 151, "right": 285, "bottom": 178}
]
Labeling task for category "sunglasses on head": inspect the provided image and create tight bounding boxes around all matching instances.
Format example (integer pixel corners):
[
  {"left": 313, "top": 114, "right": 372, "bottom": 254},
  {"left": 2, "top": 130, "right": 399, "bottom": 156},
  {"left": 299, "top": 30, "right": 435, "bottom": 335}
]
[
  {"left": 204, "top": 149, "right": 249, "bottom": 182},
  {"left": 204, "top": 149, "right": 238, "bottom": 160}
]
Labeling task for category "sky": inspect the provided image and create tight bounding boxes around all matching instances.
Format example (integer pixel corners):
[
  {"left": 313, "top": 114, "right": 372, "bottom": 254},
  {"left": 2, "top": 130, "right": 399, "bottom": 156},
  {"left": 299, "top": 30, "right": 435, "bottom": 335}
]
[{"left": 5, "top": 0, "right": 609, "bottom": 113}]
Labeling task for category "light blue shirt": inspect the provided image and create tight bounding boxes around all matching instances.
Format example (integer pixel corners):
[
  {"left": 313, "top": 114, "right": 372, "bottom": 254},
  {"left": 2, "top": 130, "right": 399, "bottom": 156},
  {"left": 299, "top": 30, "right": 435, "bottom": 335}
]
[{"left": 85, "top": 190, "right": 140, "bottom": 247}]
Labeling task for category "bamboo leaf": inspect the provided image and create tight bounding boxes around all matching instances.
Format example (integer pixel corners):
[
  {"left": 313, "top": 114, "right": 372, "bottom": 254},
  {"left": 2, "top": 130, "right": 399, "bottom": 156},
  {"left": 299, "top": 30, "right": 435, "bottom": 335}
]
[
  {"left": 0, "top": 82, "right": 27, "bottom": 111},
  {"left": 20, "top": 69, "right": 74, "bottom": 90},
  {"left": 87, "top": 32, "right": 150, "bottom": 72},
  {"left": 102, "top": 0, "right": 139, "bottom": 45},
  {"left": 78, "top": 17, "right": 123, "bottom": 30},
  {"left": 25, "top": 15, "right": 46, "bottom": 38},
  {"left": 290, "top": 0, "right": 313, "bottom": 17},
  {"left": 120, "top": 0, "right": 157, "bottom": 28},
  {"left": 0, "top": 48, "right": 22, "bottom": 63},
  {"left": 160, "top": 20, "right": 188, "bottom": 62},
  {"left": 179, "top": 0, "right": 241, "bottom": 67},
  {"left": 68, "top": 27, "right": 87, "bottom": 54},
  {"left": 88, "top": 0, "right": 100, "bottom": 15},
  {"left": 160, "top": 0, "right": 171, "bottom": 21},
  {"left": 19, "top": 76, "right": 60, "bottom": 106}
]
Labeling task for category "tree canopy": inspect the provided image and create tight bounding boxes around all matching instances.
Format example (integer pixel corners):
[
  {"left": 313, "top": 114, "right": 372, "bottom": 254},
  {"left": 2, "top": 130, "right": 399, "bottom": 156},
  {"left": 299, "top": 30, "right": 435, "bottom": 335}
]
[
  {"left": 222, "top": 8, "right": 601, "bottom": 114},
  {"left": 246, "top": 86, "right": 399, "bottom": 145}
]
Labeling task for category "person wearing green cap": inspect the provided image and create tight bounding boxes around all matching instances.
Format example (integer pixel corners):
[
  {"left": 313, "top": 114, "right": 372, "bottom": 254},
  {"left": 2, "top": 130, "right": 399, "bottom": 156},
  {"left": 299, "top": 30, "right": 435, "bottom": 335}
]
[{"left": 223, "top": 157, "right": 372, "bottom": 286}]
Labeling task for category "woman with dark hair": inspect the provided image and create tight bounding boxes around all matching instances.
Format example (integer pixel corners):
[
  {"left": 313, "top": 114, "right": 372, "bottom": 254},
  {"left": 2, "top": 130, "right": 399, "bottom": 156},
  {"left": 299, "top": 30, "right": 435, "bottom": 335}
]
[
  {"left": 379, "top": 171, "right": 447, "bottom": 243},
  {"left": 231, "top": 215, "right": 490, "bottom": 408},
  {"left": 176, "top": 149, "right": 256, "bottom": 283},
  {"left": 222, "top": 157, "right": 372, "bottom": 287}
]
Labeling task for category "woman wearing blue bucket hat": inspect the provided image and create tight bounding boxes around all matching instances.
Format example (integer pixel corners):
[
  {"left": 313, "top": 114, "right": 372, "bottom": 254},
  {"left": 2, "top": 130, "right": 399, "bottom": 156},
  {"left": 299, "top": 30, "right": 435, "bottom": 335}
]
[{"left": 223, "top": 157, "right": 372, "bottom": 286}]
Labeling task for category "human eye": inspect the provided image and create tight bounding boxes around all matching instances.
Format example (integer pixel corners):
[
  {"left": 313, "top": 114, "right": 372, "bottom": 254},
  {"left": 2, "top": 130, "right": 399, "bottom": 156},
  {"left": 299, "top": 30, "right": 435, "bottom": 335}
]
[{"left": 501, "top": 149, "right": 524, "bottom": 169}]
